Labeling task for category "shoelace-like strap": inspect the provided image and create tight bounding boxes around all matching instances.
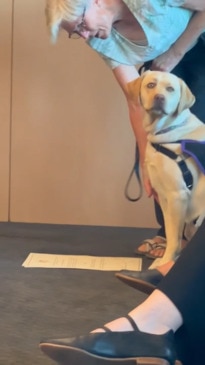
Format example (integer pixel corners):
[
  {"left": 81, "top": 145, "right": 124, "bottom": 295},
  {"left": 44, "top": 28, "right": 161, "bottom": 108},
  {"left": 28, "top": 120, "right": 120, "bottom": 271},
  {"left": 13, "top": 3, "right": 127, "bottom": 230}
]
[{"left": 102, "top": 314, "right": 138, "bottom": 332}]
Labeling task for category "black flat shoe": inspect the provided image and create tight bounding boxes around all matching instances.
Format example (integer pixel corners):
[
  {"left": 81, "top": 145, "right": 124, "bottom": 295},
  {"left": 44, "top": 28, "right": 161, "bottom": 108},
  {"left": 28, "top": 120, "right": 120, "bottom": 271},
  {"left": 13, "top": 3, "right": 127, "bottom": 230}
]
[
  {"left": 115, "top": 269, "right": 164, "bottom": 294},
  {"left": 40, "top": 325, "right": 181, "bottom": 365}
]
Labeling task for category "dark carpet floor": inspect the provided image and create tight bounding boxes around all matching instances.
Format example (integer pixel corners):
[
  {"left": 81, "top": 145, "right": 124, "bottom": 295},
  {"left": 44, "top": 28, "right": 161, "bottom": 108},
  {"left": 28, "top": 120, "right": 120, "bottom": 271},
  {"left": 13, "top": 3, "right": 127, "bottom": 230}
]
[{"left": 0, "top": 222, "right": 157, "bottom": 365}]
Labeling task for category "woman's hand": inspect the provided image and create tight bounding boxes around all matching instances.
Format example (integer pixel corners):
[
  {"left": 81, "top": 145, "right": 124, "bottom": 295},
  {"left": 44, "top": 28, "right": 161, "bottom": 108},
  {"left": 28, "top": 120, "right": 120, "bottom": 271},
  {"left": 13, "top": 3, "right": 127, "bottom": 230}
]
[
  {"left": 141, "top": 164, "right": 159, "bottom": 202},
  {"left": 152, "top": 9, "right": 205, "bottom": 73},
  {"left": 150, "top": 45, "right": 184, "bottom": 72},
  {"left": 141, "top": 164, "right": 153, "bottom": 197}
]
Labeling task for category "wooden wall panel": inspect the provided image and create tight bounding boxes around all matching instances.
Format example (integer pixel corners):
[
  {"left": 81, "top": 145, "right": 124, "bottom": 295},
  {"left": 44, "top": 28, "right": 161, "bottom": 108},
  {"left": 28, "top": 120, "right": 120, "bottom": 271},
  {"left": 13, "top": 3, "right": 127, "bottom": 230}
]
[
  {"left": 10, "top": 0, "right": 156, "bottom": 228},
  {"left": 0, "top": 0, "right": 12, "bottom": 221}
]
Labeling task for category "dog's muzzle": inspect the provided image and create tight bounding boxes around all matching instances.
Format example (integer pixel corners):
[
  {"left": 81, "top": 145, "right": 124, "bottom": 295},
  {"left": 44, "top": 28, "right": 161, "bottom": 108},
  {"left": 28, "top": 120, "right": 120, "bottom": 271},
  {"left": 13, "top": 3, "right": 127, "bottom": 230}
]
[{"left": 153, "top": 94, "right": 165, "bottom": 111}]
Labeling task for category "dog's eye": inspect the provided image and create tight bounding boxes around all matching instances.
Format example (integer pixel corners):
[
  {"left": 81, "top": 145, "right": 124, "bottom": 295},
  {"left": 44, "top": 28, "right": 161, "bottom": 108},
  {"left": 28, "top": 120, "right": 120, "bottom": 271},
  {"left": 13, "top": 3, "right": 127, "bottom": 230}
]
[
  {"left": 166, "top": 86, "right": 174, "bottom": 92},
  {"left": 147, "top": 82, "right": 156, "bottom": 89}
]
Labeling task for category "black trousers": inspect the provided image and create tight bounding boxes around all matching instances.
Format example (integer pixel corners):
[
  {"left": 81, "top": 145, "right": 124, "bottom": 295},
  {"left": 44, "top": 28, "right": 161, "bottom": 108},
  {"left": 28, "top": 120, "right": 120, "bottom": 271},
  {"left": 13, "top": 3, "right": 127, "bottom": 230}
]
[
  {"left": 158, "top": 219, "right": 205, "bottom": 365},
  {"left": 154, "top": 37, "right": 205, "bottom": 237}
]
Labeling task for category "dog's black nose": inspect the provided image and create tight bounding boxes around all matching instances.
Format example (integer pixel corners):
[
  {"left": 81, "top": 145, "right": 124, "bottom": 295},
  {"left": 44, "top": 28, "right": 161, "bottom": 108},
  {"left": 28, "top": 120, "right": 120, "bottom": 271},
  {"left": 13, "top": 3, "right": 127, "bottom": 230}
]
[
  {"left": 154, "top": 94, "right": 165, "bottom": 102},
  {"left": 153, "top": 94, "right": 165, "bottom": 111}
]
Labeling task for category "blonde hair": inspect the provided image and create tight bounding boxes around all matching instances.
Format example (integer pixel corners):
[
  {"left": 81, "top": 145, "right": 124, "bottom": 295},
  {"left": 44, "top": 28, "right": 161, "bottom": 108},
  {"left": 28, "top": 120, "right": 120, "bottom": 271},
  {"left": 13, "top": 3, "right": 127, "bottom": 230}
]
[{"left": 45, "top": 0, "right": 85, "bottom": 42}]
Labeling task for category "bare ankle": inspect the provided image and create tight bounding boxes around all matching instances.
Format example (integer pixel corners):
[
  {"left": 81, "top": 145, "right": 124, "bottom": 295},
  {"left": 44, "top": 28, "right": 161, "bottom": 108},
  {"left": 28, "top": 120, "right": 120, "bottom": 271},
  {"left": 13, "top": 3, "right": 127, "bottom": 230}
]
[{"left": 157, "top": 261, "right": 175, "bottom": 276}]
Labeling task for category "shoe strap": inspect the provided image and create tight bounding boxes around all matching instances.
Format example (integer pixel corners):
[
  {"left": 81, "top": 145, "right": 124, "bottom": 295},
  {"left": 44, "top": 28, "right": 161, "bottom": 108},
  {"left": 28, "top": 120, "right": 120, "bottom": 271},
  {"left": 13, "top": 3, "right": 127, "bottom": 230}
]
[
  {"left": 101, "top": 314, "right": 138, "bottom": 332},
  {"left": 124, "top": 314, "right": 139, "bottom": 331},
  {"left": 101, "top": 325, "right": 112, "bottom": 332}
]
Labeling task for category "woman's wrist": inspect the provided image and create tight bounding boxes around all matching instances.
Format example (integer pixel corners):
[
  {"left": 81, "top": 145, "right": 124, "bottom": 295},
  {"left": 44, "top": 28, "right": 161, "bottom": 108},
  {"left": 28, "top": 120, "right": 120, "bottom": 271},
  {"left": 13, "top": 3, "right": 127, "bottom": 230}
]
[{"left": 171, "top": 43, "right": 186, "bottom": 59}]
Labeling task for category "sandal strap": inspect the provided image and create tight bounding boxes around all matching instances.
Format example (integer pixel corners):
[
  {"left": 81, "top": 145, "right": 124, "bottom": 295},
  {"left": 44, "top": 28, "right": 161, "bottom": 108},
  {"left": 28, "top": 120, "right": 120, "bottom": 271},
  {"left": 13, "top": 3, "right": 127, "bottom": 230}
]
[
  {"left": 150, "top": 242, "right": 167, "bottom": 250},
  {"left": 101, "top": 325, "right": 112, "bottom": 332},
  {"left": 142, "top": 236, "right": 166, "bottom": 245},
  {"left": 124, "top": 314, "right": 139, "bottom": 331}
]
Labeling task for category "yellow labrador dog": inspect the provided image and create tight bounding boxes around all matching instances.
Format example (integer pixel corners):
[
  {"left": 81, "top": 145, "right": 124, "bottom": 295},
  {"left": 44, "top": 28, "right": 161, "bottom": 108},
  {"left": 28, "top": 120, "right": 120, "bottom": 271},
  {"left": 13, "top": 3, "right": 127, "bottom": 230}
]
[{"left": 127, "top": 71, "right": 205, "bottom": 268}]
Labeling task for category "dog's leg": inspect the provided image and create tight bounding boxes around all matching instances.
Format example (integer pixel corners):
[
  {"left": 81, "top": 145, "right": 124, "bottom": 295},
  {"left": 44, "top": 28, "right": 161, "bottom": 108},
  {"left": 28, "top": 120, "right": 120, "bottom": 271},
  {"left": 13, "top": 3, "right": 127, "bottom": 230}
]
[
  {"left": 149, "top": 190, "right": 189, "bottom": 269},
  {"left": 184, "top": 213, "right": 205, "bottom": 241}
]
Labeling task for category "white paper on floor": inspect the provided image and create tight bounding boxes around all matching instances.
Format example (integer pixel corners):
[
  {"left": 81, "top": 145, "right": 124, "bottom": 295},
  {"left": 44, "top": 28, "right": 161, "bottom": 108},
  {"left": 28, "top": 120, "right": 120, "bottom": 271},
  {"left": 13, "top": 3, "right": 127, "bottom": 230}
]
[{"left": 22, "top": 253, "right": 142, "bottom": 271}]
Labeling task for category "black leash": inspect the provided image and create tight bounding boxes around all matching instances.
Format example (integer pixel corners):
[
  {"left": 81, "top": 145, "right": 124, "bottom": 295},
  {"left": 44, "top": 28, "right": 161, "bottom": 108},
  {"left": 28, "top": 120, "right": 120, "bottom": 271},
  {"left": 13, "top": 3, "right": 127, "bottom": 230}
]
[
  {"left": 124, "top": 62, "right": 151, "bottom": 202},
  {"left": 124, "top": 143, "right": 143, "bottom": 202}
]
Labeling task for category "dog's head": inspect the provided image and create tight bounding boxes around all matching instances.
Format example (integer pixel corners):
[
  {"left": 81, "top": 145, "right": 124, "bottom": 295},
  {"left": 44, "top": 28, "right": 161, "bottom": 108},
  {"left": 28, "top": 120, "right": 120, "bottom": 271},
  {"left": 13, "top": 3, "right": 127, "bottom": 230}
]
[{"left": 127, "top": 71, "right": 195, "bottom": 117}]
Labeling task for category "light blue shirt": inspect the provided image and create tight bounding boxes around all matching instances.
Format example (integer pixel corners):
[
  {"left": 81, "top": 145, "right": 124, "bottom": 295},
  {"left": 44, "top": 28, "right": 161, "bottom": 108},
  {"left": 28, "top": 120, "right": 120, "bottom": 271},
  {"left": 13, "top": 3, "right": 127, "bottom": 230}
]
[{"left": 87, "top": 0, "right": 193, "bottom": 69}]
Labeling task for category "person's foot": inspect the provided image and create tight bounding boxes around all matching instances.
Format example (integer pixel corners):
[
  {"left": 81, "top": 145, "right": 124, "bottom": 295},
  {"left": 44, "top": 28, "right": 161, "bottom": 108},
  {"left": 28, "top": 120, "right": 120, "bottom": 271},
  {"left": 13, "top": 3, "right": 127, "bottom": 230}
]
[
  {"left": 40, "top": 314, "right": 180, "bottom": 365},
  {"left": 135, "top": 236, "right": 188, "bottom": 260},
  {"left": 148, "top": 238, "right": 188, "bottom": 260},
  {"left": 135, "top": 236, "right": 166, "bottom": 258},
  {"left": 115, "top": 261, "right": 175, "bottom": 294},
  {"left": 115, "top": 269, "right": 163, "bottom": 294}
]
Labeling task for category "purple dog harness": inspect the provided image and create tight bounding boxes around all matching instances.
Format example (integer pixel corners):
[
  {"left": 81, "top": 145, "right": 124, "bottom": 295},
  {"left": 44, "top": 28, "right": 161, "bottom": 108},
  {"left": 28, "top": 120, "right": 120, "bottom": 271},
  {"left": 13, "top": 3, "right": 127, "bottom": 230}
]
[{"left": 181, "top": 140, "right": 205, "bottom": 175}]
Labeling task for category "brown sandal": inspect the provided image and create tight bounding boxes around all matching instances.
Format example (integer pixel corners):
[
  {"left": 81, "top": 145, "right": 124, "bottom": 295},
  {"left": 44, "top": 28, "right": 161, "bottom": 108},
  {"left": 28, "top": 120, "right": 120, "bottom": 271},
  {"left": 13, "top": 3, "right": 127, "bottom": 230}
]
[
  {"left": 146, "top": 241, "right": 167, "bottom": 259},
  {"left": 135, "top": 236, "right": 166, "bottom": 258}
]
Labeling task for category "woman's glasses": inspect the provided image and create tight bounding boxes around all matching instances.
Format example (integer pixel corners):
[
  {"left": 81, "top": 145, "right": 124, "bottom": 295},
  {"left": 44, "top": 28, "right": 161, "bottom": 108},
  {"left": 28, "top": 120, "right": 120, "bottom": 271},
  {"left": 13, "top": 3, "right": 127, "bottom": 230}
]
[{"left": 69, "top": 8, "right": 87, "bottom": 39}]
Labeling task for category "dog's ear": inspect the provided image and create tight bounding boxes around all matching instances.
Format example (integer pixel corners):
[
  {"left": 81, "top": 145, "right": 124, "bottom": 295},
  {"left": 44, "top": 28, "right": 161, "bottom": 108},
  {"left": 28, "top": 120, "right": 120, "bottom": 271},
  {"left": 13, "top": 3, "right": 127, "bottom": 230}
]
[
  {"left": 177, "top": 78, "right": 196, "bottom": 114},
  {"left": 126, "top": 76, "right": 144, "bottom": 103}
]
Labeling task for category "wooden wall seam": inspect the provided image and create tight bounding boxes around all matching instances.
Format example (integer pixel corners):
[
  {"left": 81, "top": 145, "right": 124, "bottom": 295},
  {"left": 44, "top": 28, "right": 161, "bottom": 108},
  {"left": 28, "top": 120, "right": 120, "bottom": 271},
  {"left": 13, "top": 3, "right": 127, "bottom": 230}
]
[{"left": 8, "top": 0, "right": 15, "bottom": 221}]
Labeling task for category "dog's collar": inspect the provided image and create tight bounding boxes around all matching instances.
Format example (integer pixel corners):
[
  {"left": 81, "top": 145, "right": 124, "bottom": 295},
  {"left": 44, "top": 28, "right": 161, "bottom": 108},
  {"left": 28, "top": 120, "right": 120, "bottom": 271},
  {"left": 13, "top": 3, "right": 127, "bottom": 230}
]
[
  {"left": 155, "top": 122, "right": 186, "bottom": 135},
  {"left": 154, "top": 109, "right": 191, "bottom": 136}
]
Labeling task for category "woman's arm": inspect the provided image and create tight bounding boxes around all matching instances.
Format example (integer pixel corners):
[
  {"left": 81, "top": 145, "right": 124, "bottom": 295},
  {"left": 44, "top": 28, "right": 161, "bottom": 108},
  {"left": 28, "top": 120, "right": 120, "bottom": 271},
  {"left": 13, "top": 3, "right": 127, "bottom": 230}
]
[
  {"left": 152, "top": 11, "right": 205, "bottom": 72},
  {"left": 112, "top": 65, "right": 153, "bottom": 197},
  {"left": 171, "top": 11, "right": 205, "bottom": 56},
  {"left": 167, "top": 0, "right": 205, "bottom": 11}
]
